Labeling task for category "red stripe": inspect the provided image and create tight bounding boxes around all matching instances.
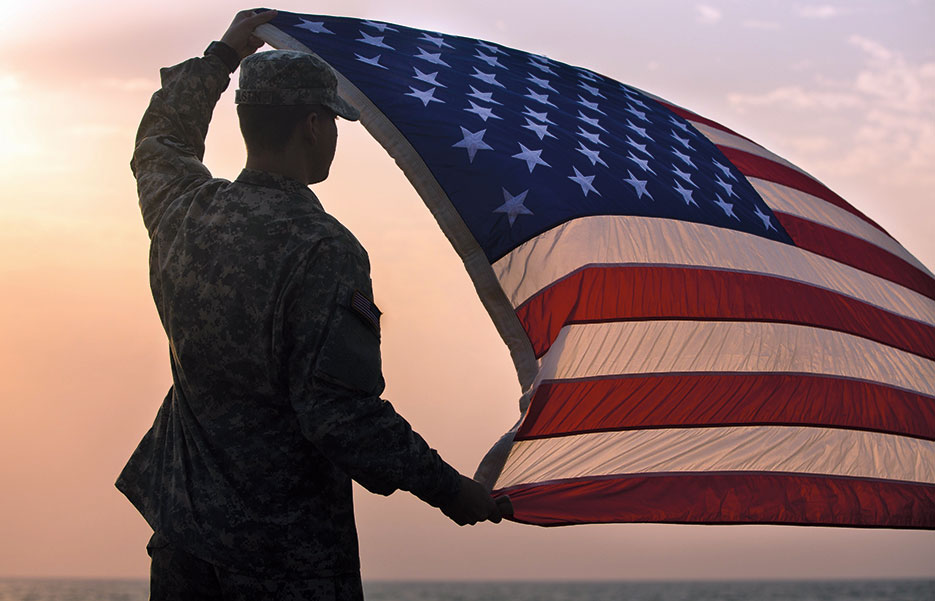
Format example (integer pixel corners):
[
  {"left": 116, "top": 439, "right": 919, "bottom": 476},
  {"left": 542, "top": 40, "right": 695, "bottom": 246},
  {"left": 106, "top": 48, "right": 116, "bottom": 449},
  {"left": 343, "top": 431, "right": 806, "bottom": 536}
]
[
  {"left": 718, "top": 146, "right": 888, "bottom": 234},
  {"left": 516, "top": 373, "right": 935, "bottom": 441},
  {"left": 658, "top": 101, "right": 751, "bottom": 142},
  {"left": 775, "top": 212, "right": 935, "bottom": 301},
  {"left": 497, "top": 473, "right": 935, "bottom": 528},
  {"left": 515, "top": 265, "right": 935, "bottom": 360}
]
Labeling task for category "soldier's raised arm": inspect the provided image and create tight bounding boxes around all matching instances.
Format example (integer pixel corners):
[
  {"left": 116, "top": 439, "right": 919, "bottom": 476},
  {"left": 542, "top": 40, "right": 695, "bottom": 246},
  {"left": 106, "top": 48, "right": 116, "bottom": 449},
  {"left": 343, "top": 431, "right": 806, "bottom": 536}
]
[{"left": 130, "top": 10, "right": 276, "bottom": 236}]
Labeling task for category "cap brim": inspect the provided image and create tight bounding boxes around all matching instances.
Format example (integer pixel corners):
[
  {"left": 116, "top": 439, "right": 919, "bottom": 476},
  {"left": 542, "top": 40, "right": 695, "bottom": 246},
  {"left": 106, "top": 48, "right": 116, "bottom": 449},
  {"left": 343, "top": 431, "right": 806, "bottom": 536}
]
[{"left": 327, "top": 96, "right": 360, "bottom": 121}]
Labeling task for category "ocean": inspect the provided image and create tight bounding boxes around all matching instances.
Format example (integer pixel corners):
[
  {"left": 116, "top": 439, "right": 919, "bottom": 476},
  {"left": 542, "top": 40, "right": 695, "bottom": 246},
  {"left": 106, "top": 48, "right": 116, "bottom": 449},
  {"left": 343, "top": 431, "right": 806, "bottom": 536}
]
[{"left": 0, "top": 579, "right": 933, "bottom": 601}]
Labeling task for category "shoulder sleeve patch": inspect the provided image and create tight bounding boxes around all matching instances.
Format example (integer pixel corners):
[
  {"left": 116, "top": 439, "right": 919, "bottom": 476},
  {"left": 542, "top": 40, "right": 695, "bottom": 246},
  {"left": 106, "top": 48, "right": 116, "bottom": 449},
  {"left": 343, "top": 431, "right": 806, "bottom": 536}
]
[{"left": 350, "top": 290, "right": 381, "bottom": 333}]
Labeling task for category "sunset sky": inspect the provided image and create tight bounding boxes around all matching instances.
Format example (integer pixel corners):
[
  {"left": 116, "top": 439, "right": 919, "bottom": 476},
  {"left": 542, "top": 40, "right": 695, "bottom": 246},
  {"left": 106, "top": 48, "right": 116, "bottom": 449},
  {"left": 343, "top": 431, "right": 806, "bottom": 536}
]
[{"left": 1, "top": 0, "right": 933, "bottom": 581}]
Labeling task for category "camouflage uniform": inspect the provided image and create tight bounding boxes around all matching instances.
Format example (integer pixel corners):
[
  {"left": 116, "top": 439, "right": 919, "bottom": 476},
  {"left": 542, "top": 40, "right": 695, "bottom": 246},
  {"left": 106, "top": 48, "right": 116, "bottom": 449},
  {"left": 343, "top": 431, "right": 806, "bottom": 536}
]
[{"left": 116, "top": 50, "right": 461, "bottom": 594}]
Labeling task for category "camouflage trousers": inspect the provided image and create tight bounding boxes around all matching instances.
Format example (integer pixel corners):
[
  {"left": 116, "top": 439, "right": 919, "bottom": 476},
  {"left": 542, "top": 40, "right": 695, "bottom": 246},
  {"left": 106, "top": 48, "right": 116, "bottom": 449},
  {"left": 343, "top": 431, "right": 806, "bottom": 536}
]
[{"left": 147, "top": 533, "right": 364, "bottom": 601}]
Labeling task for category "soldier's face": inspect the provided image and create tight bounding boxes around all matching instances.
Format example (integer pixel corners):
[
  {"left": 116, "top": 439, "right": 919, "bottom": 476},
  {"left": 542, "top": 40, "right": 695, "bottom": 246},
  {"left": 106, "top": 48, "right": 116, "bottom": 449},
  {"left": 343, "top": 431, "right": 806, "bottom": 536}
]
[{"left": 308, "top": 110, "right": 338, "bottom": 184}]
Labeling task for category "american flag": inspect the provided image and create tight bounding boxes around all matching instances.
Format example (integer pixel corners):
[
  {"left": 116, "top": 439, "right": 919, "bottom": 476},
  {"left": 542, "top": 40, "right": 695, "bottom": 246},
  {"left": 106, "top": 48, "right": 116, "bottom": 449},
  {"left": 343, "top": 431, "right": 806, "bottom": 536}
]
[{"left": 258, "top": 11, "right": 935, "bottom": 528}]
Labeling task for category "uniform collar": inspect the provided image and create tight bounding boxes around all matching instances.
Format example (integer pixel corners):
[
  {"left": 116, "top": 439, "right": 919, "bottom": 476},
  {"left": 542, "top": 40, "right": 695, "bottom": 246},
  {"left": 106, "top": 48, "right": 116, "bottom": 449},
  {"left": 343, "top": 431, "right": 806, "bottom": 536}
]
[{"left": 235, "top": 169, "right": 323, "bottom": 208}]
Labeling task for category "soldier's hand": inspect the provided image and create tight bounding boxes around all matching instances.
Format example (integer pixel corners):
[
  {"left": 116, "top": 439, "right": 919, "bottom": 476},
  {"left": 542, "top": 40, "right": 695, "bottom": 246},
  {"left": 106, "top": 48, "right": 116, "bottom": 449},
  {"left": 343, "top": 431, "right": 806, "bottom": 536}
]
[
  {"left": 220, "top": 10, "right": 279, "bottom": 60},
  {"left": 440, "top": 475, "right": 503, "bottom": 526}
]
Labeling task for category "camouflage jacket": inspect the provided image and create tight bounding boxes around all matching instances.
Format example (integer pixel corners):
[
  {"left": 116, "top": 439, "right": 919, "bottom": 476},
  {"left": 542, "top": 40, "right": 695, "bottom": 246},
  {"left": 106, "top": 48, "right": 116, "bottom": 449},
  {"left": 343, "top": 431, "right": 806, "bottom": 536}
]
[{"left": 116, "top": 53, "right": 461, "bottom": 577}]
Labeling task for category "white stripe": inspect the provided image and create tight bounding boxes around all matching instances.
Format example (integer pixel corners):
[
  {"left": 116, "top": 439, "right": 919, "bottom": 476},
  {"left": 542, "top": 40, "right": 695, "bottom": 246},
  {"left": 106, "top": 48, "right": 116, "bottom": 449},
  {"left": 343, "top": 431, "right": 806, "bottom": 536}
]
[
  {"left": 535, "top": 320, "right": 935, "bottom": 397},
  {"left": 494, "top": 425, "right": 935, "bottom": 488},
  {"left": 691, "top": 122, "right": 811, "bottom": 178},
  {"left": 492, "top": 215, "right": 935, "bottom": 326},
  {"left": 750, "top": 178, "right": 935, "bottom": 279}
]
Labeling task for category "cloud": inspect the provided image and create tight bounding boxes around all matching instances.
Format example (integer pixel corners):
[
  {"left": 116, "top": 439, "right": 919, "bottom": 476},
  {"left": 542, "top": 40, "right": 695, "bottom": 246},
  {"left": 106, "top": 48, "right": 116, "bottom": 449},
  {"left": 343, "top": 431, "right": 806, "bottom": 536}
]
[
  {"left": 796, "top": 4, "right": 844, "bottom": 19},
  {"left": 696, "top": 4, "right": 722, "bottom": 25}
]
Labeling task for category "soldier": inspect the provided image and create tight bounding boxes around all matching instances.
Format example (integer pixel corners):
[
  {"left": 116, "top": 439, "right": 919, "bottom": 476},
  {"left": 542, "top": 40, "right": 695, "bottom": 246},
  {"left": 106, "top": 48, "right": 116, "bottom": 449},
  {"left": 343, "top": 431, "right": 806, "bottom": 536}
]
[{"left": 117, "top": 10, "right": 502, "bottom": 600}]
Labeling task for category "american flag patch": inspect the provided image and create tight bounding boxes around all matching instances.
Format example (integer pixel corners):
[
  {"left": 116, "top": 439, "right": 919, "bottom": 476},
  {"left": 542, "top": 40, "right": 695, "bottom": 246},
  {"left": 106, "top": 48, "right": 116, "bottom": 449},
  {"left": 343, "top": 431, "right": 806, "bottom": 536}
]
[{"left": 350, "top": 290, "right": 381, "bottom": 332}]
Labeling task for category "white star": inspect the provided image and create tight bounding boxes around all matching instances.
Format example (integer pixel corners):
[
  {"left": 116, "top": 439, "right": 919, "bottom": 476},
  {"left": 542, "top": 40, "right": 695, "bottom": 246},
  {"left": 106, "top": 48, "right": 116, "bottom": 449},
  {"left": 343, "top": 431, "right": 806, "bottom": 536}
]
[
  {"left": 624, "top": 171, "right": 652, "bottom": 200},
  {"left": 452, "top": 127, "right": 493, "bottom": 163},
  {"left": 357, "top": 31, "right": 394, "bottom": 50},
  {"left": 626, "top": 136, "right": 648, "bottom": 155},
  {"left": 512, "top": 144, "right": 550, "bottom": 173},
  {"left": 671, "top": 148, "right": 695, "bottom": 168},
  {"left": 576, "top": 128, "right": 607, "bottom": 147},
  {"left": 419, "top": 32, "right": 453, "bottom": 48},
  {"left": 465, "top": 100, "right": 502, "bottom": 122},
  {"left": 673, "top": 180, "right": 697, "bottom": 206},
  {"left": 577, "top": 112, "right": 607, "bottom": 132},
  {"left": 754, "top": 205, "right": 776, "bottom": 230},
  {"left": 527, "top": 74, "right": 556, "bottom": 91},
  {"left": 406, "top": 86, "right": 444, "bottom": 107},
  {"left": 522, "top": 118, "right": 556, "bottom": 140},
  {"left": 627, "top": 151, "right": 656, "bottom": 175},
  {"left": 628, "top": 95, "right": 650, "bottom": 110},
  {"left": 669, "top": 115, "right": 692, "bottom": 132},
  {"left": 475, "top": 52, "right": 504, "bottom": 68},
  {"left": 672, "top": 165, "right": 694, "bottom": 185},
  {"left": 576, "top": 142, "right": 608, "bottom": 168},
  {"left": 568, "top": 167, "right": 600, "bottom": 196},
  {"left": 713, "top": 159, "right": 736, "bottom": 180},
  {"left": 577, "top": 96, "right": 606, "bottom": 115},
  {"left": 466, "top": 86, "right": 502, "bottom": 105},
  {"left": 577, "top": 69, "right": 600, "bottom": 82},
  {"left": 715, "top": 175, "right": 736, "bottom": 197},
  {"left": 528, "top": 59, "right": 556, "bottom": 75},
  {"left": 673, "top": 132, "right": 693, "bottom": 150},
  {"left": 523, "top": 107, "right": 555, "bottom": 124},
  {"left": 494, "top": 188, "right": 533, "bottom": 226},
  {"left": 415, "top": 47, "right": 450, "bottom": 67},
  {"left": 362, "top": 20, "right": 398, "bottom": 32},
  {"left": 626, "top": 106, "right": 650, "bottom": 122},
  {"left": 715, "top": 195, "right": 738, "bottom": 219},
  {"left": 355, "top": 54, "right": 387, "bottom": 69},
  {"left": 625, "top": 120, "right": 649, "bottom": 138},
  {"left": 472, "top": 68, "right": 506, "bottom": 87},
  {"left": 578, "top": 82, "right": 605, "bottom": 98},
  {"left": 413, "top": 67, "right": 445, "bottom": 87},
  {"left": 477, "top": 40, "right": 504, "bottom": 54},
  {"left": 296, "top": 19, "right": 333, "bottom": 34},
  {"left": 524, "top": 88, "right": 557, "bottom": 107}
]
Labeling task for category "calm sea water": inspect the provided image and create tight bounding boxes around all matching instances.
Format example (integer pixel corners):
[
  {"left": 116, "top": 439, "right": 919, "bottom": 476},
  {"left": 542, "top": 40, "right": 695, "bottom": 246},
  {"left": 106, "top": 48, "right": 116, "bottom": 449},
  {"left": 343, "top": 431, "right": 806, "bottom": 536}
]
[{"left": 0, "top": 579, "right": 932, "bottom": 601}]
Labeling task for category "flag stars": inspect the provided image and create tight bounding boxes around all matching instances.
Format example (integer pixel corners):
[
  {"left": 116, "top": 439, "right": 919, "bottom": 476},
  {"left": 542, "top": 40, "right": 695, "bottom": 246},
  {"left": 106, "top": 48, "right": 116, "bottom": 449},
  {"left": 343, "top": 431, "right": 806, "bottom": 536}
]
[
  {"left": 465, "top": 100, "right": 502, "bottom": 121},
  {"left": 472, "top": 68, "right": 506, "bottom": 87},
  {"left": 577, "top": 96, "right": 606, "bottom": 115},
  {"left": 475, "top": 52, "right": 505, "bottom": 68},
  {"left": 624, "top": 171, "right": 652, "bottom": 200},
  {"left": 467, "top": 86, "right": 502, "bottom": 105},
  {"left": 528, "top": 59, "right": 556, "bottom": 75},
  {"left": 477, "top": 40, "right": 505, "bottom": 54},
  {"left": 419, "top": 32, "right": 453, "bottom": 48},
  {"left": 577, "top": 69, "right": 600, "bottom": 82},
  {"left": 626, "top": 136, "right": 648, "bottom": 155},
  {"left": 669, "top": 116, "right": 692, "bottom": 133},
  {"left": 626, "top": 151, "right": 656, "bottom": 175},
  {"left": 672, "top": 165, "right": 694, "bottom": 185},
  {"left": 512, "top": 144, "right": 550, "bottom": 173},
  {"left": 672, "top": 132, "right": 693, "bottom": 150},
  {"left": 523, "top": 107, "right": 555, "bottom": 124},
  {"left": 355, "top": 54, "right": 388, "bottom": 69},
  {"left": 527, "top": 74, "right": 556, "bottom": 91},
  {"left": 524, "top": 88, "right": 557, "bottom": 107},
  {"left": 413, "top": 67, "right": 445, "bottom": 87},
  {"left": 577, "top": 128, "right": 607, "bottom": 147},
  {"left": 626, "top": 94, "right": 650, "bottom": 110},
  {"left": 713, "top": 159, "right": 737, "bottom": 180},
  {"left": 357, "top": 31, "right": 395, "bottom": 49},
  {"left": 577, "top": 112, "right": 607, "bottom": 132},
  {"left": 578, "top": 82, "right": 605, "bottom": 98},
  {"left": 362, "top": 20, "right": 398, "bottom": 32},
  {"left": 452, "top": 127, "right": 493, "bottom": 162},
  {"left": 625, "top": 120, "right": 649, "bottom": 138},
  {"left": 626, "top": 106, "right": 650, "bottom": 122},
  {"left": 576, "top": 142, "right": 608, "bottom": 168},
  {"left": 406, "top": 86, "right": 444, "bottom": 107},
  {"left": 415, "top": 47, "right": 450, "bottom": 67},
  {"left": 671, "top": 148, "right": 695, "bottom": 168},
  {"left": 715, "top": 175, "right": 736, "bottom": 197},
  {"left": 494, "top": 188, "right": 533, "bottom": 226},
  {"left": 754, "top": 205, "right": 776, "bottom": 230},
  {"left": 715, "top": 195, "right": 738, "bottom": 219},
  {"left": 296, "top": 19, "right": 334, "bottom": 34},
  {"left": 522, "top": 118, "right": 556, "bottom": 140},
  {"left": 673, "top": 180, "right": 698, "bottom": 206},
  {"left": 569, "top": 167, "right": 600, "bottom": 197}
]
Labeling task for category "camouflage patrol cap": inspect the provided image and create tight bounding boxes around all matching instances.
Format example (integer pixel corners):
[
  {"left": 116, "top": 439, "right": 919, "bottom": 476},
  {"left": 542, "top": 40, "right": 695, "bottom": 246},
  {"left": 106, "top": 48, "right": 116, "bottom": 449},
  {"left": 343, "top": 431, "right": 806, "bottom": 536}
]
[{"left": 236, "top": 50, "right": 360, "bottom": 121}]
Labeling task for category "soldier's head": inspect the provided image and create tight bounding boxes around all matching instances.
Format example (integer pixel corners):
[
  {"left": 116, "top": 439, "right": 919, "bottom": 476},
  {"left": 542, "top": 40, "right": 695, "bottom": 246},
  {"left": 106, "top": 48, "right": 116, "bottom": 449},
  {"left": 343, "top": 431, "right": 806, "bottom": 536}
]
[{"left": 236, "top": 50, "right": 359, "bottom": 184}]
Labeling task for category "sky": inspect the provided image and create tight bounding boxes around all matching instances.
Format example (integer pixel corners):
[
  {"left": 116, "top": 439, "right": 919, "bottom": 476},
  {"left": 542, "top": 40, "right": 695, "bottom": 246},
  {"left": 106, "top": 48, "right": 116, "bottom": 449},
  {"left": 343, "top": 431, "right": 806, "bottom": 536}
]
[{"left": 1, "top": 0, "right": 933, "bottom": 581}]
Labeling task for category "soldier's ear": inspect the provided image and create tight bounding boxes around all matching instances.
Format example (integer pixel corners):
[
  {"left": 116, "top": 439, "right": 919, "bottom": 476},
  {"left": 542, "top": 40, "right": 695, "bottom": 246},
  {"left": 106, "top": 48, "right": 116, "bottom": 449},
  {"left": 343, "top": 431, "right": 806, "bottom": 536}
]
[{"left": 299, "top": 110, "right": 320, "bottom": 144}]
